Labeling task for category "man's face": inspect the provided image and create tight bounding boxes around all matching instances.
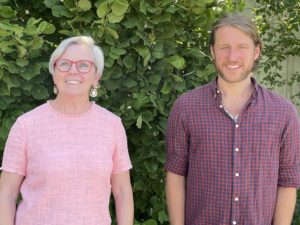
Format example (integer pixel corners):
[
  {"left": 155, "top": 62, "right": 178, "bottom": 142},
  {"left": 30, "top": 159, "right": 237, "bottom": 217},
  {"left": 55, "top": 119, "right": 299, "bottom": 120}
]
[{"left": 210, "top": 26, "right": 260, "bottom": 84}]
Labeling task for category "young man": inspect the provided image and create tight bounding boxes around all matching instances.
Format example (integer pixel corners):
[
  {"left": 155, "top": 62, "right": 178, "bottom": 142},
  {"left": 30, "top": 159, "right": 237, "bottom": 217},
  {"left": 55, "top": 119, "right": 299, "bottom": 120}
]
[{"left": 165, "top": 13, "right": 300, "bottom": 225}]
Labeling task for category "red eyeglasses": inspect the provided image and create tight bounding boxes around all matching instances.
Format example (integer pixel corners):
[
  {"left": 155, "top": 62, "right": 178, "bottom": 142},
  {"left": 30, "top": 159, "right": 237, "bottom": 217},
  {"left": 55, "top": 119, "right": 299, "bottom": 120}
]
[{"left": 55, "top": 59, "right": 95, "bottom": 74}]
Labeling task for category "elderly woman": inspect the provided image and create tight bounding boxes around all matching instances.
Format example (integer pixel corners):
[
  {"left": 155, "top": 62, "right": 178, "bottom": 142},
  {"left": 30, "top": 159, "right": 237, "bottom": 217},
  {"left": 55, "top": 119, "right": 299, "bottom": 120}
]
[{"left": 0, "top": 36, "right": 133, "bottom": 225}]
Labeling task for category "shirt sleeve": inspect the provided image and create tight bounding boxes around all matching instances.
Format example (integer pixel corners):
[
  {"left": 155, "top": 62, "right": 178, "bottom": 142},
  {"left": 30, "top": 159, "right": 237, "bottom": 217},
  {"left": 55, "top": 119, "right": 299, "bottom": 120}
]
[
  {"left": 278, "top": 103, "right": 300, "bottom": 188},
  {"left": 164, "top": 97, "right": 189, "bottom": 176},
  {"left": 1, "top": 117, "right": 27, "bottom": 176},
  {"left": 112, "top": 118, "right": 132, "bottom": 174}
]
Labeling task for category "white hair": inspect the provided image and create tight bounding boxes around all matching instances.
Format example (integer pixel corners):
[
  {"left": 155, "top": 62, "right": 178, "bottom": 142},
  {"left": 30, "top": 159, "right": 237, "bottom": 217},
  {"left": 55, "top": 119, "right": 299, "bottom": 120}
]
[{"left": 49, "top": 36, "right": 104, "bottom": 77}]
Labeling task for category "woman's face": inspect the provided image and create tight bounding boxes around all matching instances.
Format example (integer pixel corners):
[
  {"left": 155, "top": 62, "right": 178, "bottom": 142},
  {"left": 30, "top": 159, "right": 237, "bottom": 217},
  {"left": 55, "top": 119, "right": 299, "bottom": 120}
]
[{"left": 53, "top": 43, "right": 99, "bottom": 98}]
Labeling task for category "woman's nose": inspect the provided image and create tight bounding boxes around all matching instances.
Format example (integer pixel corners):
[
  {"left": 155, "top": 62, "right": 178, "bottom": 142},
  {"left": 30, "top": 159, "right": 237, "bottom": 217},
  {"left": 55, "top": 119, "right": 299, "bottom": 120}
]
[{"left": 69, "top": 63, "right": 78, "bottom": 73}]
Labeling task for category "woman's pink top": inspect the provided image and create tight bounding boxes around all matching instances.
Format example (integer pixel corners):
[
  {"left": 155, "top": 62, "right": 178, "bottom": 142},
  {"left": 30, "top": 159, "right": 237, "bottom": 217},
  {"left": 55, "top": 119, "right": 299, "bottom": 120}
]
[{"left": 1, "top": 101, "right": 132, "bottom": 225}]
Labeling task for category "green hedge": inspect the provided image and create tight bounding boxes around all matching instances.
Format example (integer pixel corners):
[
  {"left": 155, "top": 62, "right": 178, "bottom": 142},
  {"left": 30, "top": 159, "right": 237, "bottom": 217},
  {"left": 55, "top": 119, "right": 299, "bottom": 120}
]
[{"left": 0, "top": 0, "right": 299, "bottom": 224}]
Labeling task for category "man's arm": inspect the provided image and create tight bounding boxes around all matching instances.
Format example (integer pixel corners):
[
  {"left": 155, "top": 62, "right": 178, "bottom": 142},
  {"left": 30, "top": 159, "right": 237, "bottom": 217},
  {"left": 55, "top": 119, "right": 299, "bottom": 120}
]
[
  {"left": 166, "top": 172, "right": 186, "bottom": 225},
  {"left": 111, "top": 171, "right": 134, "bottom": 225},
  {"left": 273, "top": 187, "right": 297, "bottom": 225},
  {"left": 0, "top": 171, "right": 24, "bottom": 225}
]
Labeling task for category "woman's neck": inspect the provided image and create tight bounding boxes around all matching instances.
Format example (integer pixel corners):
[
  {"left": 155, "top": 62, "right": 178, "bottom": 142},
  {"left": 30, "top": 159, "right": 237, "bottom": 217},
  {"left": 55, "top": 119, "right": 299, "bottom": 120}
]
[{"left": 50, "top": 95, "right": 92, "bottom": 114}]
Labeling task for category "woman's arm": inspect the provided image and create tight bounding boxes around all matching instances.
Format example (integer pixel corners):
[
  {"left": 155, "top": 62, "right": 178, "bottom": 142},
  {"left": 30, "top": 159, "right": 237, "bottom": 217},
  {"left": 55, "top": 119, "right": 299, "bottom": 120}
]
[
  {"left": 111, "top": 171, "right": 134, "bottom": 225},
  {"left": 0, "top": 171, "right": 24, "bottom": 225}
]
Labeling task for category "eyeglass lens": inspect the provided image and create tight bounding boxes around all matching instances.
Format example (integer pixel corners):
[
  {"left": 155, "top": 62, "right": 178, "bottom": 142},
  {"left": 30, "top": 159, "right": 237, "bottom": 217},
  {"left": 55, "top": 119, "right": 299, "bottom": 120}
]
[{"left": 56, "top": 59, "right": 93, "bottom": 73}]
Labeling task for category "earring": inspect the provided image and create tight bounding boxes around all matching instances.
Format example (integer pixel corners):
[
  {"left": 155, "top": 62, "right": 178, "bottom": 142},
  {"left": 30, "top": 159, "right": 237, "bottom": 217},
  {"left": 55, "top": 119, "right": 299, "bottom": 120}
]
[
  {"left": 90, "top": 86, "right": 98, "bottom": 97},
  {"left": 53, "top": 85, "right": 58, "bottom": 95}
]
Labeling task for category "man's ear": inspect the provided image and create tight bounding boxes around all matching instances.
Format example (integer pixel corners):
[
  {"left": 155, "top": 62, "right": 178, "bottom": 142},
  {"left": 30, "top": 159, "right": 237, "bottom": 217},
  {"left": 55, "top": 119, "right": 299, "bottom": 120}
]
[
  {"left": 210, "top": 46, "right": 215, "bottom": 60},
  {"left": 254, "top": 45, "right": 260, "bottom": 61}
]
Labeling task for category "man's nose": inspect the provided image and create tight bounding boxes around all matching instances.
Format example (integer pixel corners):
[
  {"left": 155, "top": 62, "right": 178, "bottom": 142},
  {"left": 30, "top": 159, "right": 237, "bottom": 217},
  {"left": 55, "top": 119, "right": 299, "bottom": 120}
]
[{"left": 228, "top": 49, "right": 239, "bottom": 61}]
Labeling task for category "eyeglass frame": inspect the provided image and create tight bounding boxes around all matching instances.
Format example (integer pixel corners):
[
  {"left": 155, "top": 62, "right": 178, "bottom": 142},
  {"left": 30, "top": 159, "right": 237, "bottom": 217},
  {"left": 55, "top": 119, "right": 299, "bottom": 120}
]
[{"left": 54, "top": 59, "right": 95, "bottom": 74}]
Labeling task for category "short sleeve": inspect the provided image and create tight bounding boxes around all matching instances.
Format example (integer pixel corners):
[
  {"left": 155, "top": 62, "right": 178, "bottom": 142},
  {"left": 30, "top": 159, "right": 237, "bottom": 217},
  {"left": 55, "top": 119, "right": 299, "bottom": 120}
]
[
  {"left": 112, "top": 118, "right": 132, "bottom": 174},
  {"left": 164, "top": 97, "right": 189, "bottom": 176},
  {"left": 278, "top": 104, "right": 300, "bottom": 188},
  {"left": 1, "top": 117, "right": 27, "bottom": 176}
]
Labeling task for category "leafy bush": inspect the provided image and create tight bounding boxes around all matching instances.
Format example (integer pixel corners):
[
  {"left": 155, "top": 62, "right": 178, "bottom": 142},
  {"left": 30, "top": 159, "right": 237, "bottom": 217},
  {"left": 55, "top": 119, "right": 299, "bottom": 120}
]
[{"left": 1, "top": 0, "right": 299, "bottom": 224}]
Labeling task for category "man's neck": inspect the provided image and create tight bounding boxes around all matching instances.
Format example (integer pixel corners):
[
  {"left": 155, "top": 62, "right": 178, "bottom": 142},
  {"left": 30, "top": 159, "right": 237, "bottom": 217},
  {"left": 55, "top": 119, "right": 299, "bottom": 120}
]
[{"left": 217, "top": 76, "right": 253, "bottom": 98}]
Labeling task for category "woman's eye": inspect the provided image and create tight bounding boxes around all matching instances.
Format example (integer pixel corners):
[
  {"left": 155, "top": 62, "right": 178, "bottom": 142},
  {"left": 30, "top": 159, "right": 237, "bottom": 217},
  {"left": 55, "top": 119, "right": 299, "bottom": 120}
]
[
  {"left": 61, "top": 62, "right": 70, "bottom": 66},
  {"left": 79, "top": 63, "right": 88, "bottom": 68}
]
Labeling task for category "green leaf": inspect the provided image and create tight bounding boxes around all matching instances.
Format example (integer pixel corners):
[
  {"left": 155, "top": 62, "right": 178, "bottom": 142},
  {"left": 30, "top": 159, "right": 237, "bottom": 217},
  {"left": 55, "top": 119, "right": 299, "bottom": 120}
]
[
  {"left": 140, "top": 0, "right": 147, "bottom": 14},
  {"left": 6, "top": 62, "right": 20, "bottom": 73},
  {"left": 0, "top": 69, "right": 3, "bottom": 80},
  {"left": 144, "top": 161, "right": 158, "bottom": 173},
  {"left": 123, "top": 55, "right": 135, "bottom": 69},
  {"left": 134, "top": 46, "right": 151, "bottom": 66},
  {"left": 108, "top": 12, "right": 124, "bottom": 23},
  {"left": 136, "top": 115, "right": 142, "bottom": 129},
  {"left": 161, "top": 82, "right": 171, "bottom": 94},
  {"left": 27, "top": 17, "right": 42, "bottom": 27},
  {"left": 59, "top": 29, "right": 73, "bottom": 36},
  {"left": 37, "top": 21, "right": 48, "bottom": 33},
  {"left": 111, "top": 0, "right": 129, "bottom": 16},
  {"left": 110, "top": 47, "right": 126, "bottom": 56},
  {"left": 123, "top": 78, "right": 137, "bottom": 88},
  {"left": 52, "top": 5, "right": 72, "bottom": 17},
  {"left": 16, "top": 59, "right": 29, "bottom": 67},
  {"left": 0, "top": 21, "right": 23, "bottom": 35},
  {"left": 149, "top": 74, "right": 161, "bottom": 85},
  {"left": 63, "top": 0, "right": 75, "bottom": 8},
  {"left": 21, "top": 64, "right": 41, "bottom": 81},
  {"left": 109, "top": 51, "right": 120, "bottom": 60},
  {"left": 157, "top": 151, "right": 166, "bottom": 164},
  {"left": 31, "top": 85, "right": 49, "bottom": 100},
  {"left": 152, "top": 51, "right": 164, "bottom": 59},
  {"left": 0, "top": 28, "right": 10, "bottom": 36},
  {"left": 167, "top": 55, "right": 186, "bottom": 70},
  {"left": 29, "top": 37, "right": 44, "bottom": 50},
  {"left": 43, "top": 23, "right": 56, "bottom": 34},
  {"left": 77, "top": 0, "right": 91, "bottom": 11},
  {"left": 103, "top": 79, "right": 119, "bottom": 91},
  {"left": 105, "top": 27, "right": 119, "bottom": 39},
  {"left": 158, "top": 210, "right": 168, "bottom": 224},
  {"left": 17, "top": 46, "right": 27, "bottom": 58},
  {"left": 44, "top": 0, "right": 59, "bottom": 8},
  {"left": 0, "top": 82, "right": 9, "bottom": 95},
  {"left": 0, "top": 6, "right": 16, "bottom": 19},
  {"left": 96, "top": 2, "right": 109, "bottom": 18},
  {"left": 2, "top": 74, "right": 21, "bottom": 90}
]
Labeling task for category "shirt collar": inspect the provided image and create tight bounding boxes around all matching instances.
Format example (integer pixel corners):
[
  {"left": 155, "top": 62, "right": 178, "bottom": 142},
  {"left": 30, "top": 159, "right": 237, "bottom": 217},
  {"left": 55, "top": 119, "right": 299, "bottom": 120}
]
[{"left": 211, "top": 76, "right": 259, "bottom": 99}]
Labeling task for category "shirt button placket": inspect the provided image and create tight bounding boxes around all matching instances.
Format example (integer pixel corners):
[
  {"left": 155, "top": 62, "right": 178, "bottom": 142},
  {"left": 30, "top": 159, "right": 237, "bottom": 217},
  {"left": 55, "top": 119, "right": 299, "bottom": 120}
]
[{"left": 232, "top": 122, "right": 240, "bottom": 225}]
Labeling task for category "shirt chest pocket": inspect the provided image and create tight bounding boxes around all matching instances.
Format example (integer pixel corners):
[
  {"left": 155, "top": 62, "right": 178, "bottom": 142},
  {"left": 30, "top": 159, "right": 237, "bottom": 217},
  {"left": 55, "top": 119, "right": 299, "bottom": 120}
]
[
  {"left": 249, "top": 122, "right": 281, "bottom": 149},
  {"left": 246, "top": 122, "right": 281, "bottom": 165}
]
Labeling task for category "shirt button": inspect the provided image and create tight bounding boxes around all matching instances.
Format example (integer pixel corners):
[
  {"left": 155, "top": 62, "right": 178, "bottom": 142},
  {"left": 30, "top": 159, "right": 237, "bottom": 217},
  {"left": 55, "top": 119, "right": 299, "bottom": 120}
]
[
  {"left": 232, "top": 221, "right": 237, "bottom": 225},
  {"left": 219, "top": 105, "right": 223, "bottom": 108},
  {"left": 217, "top": 90, "right": 220, "bottom": 94},
  {"left": 235, "top": 148, "right": 239, "bottom": 152},
  {"left": 234, "top": 197, "right": 239, "bottom": 201},
  {"left": 235, "top": 173, "right": 239, "bottom": 177},
  {"left": 235, "top": 124, "right": 239, "bottom": 128}
]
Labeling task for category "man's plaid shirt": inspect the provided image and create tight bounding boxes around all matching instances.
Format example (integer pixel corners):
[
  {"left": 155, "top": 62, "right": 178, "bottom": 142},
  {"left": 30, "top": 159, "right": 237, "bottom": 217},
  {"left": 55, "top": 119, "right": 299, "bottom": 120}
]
[{"left": 165, "top": 78, "right": 300, "bottom": 225}]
